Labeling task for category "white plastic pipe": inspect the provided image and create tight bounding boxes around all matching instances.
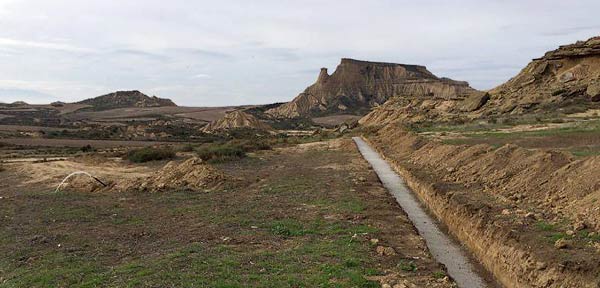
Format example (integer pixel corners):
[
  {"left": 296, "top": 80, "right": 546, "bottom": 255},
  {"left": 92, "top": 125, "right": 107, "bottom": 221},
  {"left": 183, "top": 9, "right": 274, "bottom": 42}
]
[{"left": 55, "top": 171, "right": 107, "bottom": 193}]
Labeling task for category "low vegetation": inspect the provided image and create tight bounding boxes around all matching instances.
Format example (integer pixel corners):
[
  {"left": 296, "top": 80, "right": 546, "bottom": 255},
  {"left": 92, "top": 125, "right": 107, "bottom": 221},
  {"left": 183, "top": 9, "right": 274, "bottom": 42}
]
[
  {"left": 195, "top": 139, "right": 271, "bottom": 163},
  {"left": 125, "top": 146, "right": 176, "bottom": 163}
]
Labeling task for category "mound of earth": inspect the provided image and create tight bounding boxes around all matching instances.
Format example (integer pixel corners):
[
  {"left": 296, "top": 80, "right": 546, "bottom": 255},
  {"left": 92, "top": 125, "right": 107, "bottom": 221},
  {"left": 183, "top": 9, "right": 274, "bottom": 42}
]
[
  {"left": 486, "top": 36, "right": 600, "bottom": 115},
  {"left": 128, "top": 157, "right": 228, "bottom": 192},
  {"left": 201, "top": 110, "right": 271, "bottom": 132},
  {"left": 76, "top": 90, "right": 176, "bottom": 111},
  {"left": 266, "top": 58, "right": 478, "bottom": 118}
]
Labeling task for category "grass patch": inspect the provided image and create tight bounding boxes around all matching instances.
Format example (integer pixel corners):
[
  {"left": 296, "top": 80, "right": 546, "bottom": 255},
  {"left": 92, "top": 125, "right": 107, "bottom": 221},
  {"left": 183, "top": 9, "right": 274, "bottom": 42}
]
[
  {"left": 398, "top": 260, "right": 418, "bottom": 272},
  {"left": 125, "top": 146, "right": 175, "bottom": 163},
  {"left": 536, "top": 221, "right": 557, "bottom": 231}
]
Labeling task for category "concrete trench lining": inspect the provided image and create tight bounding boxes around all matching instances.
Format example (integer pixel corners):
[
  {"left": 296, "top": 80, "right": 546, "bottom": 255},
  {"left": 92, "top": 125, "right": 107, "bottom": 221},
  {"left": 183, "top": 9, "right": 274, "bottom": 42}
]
[{"left": 353, "top": 137, "right": 493, "bottom": 288}]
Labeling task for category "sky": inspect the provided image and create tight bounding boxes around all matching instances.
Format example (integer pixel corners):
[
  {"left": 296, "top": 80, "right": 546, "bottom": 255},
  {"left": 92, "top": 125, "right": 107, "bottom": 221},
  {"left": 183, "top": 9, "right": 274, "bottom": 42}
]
[{"left": 0, "top": 0, "right": 598, "bottom": 106}]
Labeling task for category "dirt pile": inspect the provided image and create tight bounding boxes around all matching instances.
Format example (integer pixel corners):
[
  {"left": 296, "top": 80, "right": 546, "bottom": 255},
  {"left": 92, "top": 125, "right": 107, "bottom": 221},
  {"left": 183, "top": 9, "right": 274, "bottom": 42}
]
[
  {"left": 76, "top": 90, "right": 176, "bottom": 111},
  {"left": 126, "top": 157, "right": 228, "bottom": 192},
  {"left": 366, "top": 125, "right": 600, "bottom": 287},
  {"left": 266, "top": 58, "right": 477, "bottom": 118},
  {"left": 201, "top": 110, "right": 271, "bottom": 132},
  {"left": 486, "top": 36, "right": 600, "bottom": 115}
]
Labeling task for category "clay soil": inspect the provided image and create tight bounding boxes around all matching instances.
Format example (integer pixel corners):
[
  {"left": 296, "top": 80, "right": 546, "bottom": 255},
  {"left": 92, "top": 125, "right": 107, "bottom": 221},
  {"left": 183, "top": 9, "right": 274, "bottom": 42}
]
[{"left": 0, "top": 139, "right": 454, "bottom": 287}]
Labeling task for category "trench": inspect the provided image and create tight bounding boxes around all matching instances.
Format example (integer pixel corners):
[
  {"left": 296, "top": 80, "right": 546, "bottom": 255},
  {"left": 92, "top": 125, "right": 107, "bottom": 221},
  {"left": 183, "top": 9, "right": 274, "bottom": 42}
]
[{"left": 353, "top": 137, "right": 494, "bottom": 288}]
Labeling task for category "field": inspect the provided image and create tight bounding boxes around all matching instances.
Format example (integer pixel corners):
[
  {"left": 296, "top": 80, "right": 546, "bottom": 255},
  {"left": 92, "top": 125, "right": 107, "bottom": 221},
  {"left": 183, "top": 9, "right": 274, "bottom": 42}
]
[
  {"left": 416, "top": 118, "right": 600, "bottom": 157},
  {"left": 0, "top": 139, "right": 453, "bottom": 287}
]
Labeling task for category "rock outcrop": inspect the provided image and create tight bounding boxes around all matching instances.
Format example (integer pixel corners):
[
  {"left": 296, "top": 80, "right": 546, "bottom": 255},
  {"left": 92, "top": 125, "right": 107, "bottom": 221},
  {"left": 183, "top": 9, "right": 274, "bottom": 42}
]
[
  {"left": 266, "top": 58, "right": 478, "bottom": 118},
  {"left": 201, "top": 110, "right": 271, "bottom": 132},
  {"left": 360, "top": 36, "right": 600, "bottom": 126},
  {"left": 76, "top": 90, "right": 176, "bottom": 111},
  {"left": 486, "top": 36, "right": 600, "bottom": 114}
]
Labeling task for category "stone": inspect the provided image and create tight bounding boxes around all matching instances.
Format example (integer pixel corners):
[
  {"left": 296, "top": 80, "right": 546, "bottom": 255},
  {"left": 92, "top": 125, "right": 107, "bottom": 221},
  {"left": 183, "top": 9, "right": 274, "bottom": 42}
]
[
  {"left": 535, "top": 261, "right": 547, "bottom": 270},
  {"left": 554, "top": 238, "right": 572, "bottom": 249},
  {"left": 376, "top": 245, "right": 396, "bottom": 256},
  {"left": 565, "top": 230, "right": 575, "bottom": 236},
  {"left": 460, "top": 92, "right": 490, "bottom": 112},
  {"left": 370, "top": 238, "right": 379, "bottom": 245},
  {"left": 586, "top": 83, "right": 600, "bottom": 102}
]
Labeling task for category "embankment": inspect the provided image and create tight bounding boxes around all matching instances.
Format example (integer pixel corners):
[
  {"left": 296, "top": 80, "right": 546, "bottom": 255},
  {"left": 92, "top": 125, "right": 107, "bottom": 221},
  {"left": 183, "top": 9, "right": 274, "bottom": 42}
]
[{"left": 365, "top": 124, "right": 600, "bottom": 287}]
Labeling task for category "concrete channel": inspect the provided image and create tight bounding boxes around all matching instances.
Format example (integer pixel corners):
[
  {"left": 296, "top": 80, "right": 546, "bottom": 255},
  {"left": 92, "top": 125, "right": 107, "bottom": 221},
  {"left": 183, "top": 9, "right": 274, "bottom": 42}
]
[{"left": 353, "top": 137, "right": 493, "bottom": 288}]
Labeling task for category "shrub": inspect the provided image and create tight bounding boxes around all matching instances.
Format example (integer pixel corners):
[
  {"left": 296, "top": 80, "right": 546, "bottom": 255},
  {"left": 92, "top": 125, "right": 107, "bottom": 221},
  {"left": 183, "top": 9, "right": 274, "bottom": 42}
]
[
  {"left": 195, "top": 139, "right": 272, "bottom": 163},
  {"left": 125, "top": 147, "right": 175, "bottom": 163},
  {"left": 196, "top": 144, "right": 246, "bottom": 163}
]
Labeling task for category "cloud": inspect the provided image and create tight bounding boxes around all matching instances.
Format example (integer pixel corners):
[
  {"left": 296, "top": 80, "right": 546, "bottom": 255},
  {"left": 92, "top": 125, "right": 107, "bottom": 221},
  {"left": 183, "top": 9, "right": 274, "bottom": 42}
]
[
  {"left": 0, "top": 37, "right": 93, "bottom": 53},
  {"left": 0, "top": 0, "right": 599, "bottom": 105}
]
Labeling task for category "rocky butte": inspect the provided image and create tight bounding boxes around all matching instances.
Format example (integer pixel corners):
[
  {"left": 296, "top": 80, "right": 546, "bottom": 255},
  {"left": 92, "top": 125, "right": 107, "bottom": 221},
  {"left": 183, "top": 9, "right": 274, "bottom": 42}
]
[{"left": 266, "top": 58, "right": 478, "bottom": 119}]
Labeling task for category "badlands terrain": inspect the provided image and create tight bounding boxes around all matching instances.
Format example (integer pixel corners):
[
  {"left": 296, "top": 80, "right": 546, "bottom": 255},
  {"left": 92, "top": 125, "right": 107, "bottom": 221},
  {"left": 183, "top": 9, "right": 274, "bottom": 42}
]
[{"left": 1, "top": 37, "right": 600, "bottom": 287}]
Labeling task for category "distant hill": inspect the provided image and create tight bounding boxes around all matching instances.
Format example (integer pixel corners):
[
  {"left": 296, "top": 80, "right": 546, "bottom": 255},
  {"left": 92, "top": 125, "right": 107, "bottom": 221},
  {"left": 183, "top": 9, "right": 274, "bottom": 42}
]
[
  {"left": 75, "top": 90, "right": 176, "bottom": 111},
  {"left": 201, "top": 110, "right": 271, "bottom": 132},
  {"left": 266, "top": 58, "right": 477, "bottom": 118}
]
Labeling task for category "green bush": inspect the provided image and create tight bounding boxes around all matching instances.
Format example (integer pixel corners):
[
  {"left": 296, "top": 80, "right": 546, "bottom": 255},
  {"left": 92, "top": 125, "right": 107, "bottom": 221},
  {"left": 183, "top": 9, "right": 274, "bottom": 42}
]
[
  {"left": 195, "top": 139, "right": 272, "bottom": 163},
  {"left": 196, "top": 145, "right": 246, "bottom": 163},
  {"left": 125, "top": 147, "right": 175, "bottom": 163}
]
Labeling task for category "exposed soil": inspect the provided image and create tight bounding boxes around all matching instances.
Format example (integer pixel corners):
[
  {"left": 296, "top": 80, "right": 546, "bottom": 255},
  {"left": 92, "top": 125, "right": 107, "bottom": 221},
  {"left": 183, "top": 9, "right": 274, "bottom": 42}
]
[
  {"left": 366, "top": 125, "right": 600, "bottom": 287},
  {"left": 0, "top": 139, "right": 456, "bottom": 287}
]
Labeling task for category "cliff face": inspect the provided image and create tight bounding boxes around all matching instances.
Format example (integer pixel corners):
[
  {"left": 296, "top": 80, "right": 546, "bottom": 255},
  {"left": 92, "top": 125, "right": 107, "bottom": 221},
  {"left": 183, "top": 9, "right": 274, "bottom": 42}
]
[
  {"left": 486, "top": 36, "right": 600, "bottom": 114},
  {"left": 360, "top": 36, "right": 600, "bottom": 127},
  {"left": 201, "top": 110, "right": 271, "bottom": 133},
  {"left": 76, "top": 90, "right": 176, "bottom": 111},
  {"left": 266, "top": 58, "right": 477, "bottom": 118}
]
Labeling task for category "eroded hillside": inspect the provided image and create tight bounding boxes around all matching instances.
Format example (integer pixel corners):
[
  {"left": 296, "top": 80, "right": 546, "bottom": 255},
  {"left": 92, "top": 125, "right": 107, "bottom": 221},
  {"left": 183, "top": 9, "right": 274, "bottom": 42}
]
[{"left": 267, "top": 58, "right": 478, "bottom": 118}]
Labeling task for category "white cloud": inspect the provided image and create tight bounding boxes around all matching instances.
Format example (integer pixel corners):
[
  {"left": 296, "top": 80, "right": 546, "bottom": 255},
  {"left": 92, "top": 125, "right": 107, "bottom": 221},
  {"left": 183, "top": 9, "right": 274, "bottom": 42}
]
[{"left": 0, "top": 37, "right": 93, "bottom": 53}]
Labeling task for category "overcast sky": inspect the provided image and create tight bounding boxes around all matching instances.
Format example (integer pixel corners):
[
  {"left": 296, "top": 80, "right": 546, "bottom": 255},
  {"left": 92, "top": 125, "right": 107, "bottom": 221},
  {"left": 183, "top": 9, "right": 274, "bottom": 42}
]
[{"left": 0, "top": 0, "right": 598, "bottom": 106}]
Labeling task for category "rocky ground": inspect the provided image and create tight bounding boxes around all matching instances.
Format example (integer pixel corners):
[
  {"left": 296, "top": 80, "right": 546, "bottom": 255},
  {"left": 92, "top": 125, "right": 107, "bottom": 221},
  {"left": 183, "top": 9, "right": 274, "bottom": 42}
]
[{"left": 0, "top": 139, "right": 455, "bottom": 287}]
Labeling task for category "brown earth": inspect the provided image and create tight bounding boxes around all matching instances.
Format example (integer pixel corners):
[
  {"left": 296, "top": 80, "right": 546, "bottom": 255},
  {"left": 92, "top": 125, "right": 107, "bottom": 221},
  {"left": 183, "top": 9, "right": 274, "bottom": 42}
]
[
  {"left": 365, "top": 125, "right": 600, "bottom": 287},
  {"left": 0, "top": 139, "right": 456, "bottom": 287}
]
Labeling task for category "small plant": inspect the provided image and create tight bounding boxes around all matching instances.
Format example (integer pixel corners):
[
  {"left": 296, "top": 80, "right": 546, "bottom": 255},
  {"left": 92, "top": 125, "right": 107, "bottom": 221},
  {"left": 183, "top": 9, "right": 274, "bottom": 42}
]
[
  {"left": 536, "top": 221, "right": 556, "bottom": 231},
  {"left": 80, "top": 144, "right": 94, "bottom": 152},
  {"left": 398, "top": 260, "right": 417, "bottom": 272},
  {"left": 125, "top": 147, "right": 175, "bottom": 163},
  {"left": 432, "top": 271, "right": 446, "bottom": 279}
]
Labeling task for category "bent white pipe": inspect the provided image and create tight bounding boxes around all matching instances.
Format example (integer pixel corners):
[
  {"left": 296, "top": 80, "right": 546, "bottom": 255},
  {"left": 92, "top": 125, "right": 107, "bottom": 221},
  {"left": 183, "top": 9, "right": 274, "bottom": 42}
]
[{"left": 55, "top": 171, "right": 107, "bottom": 193}]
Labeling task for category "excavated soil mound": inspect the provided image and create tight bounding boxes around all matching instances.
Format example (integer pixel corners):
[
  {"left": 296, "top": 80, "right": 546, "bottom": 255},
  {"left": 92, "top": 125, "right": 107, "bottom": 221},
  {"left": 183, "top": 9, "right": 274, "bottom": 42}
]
[
  {"left": 124, "top": 157, "right": 229, "bottom": 192},
  {"left": 367, "top": 124, "right": 600, "bottom": 287}
]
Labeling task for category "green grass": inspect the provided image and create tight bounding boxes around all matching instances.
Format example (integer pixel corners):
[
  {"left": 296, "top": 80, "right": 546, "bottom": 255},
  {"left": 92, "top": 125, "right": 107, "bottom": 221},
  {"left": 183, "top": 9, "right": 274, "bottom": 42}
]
[
  {"left": 432, "top": 271, "right": 446, "bottom": 279},
  {"left": 536, "top": 221, "right": 557, "bottom": 232}
]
